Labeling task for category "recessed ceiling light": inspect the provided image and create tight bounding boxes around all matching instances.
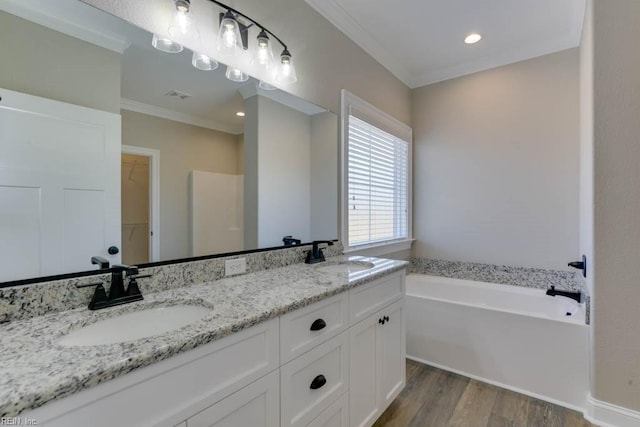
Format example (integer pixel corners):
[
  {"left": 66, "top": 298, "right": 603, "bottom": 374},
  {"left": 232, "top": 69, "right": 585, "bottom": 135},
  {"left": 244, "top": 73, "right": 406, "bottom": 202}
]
[
  {"left": 236, "top": 112, "right": 245, "bottom": 117},
  {"left": 464, "top": 33, "right": 482, "bottom": 44}
]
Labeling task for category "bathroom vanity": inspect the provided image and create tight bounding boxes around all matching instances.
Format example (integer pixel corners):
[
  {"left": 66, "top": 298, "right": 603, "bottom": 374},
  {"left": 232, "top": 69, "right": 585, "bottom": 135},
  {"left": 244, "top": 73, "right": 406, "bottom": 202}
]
[{"left": 1, "top": 257, "right": 407, "bottom": 427}]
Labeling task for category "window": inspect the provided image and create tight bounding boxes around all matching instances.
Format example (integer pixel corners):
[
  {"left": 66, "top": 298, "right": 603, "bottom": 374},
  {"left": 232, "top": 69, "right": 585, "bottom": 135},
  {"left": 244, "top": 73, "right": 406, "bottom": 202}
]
[{"left": 341, "top": 90, "right": 412, "bottom": 251}]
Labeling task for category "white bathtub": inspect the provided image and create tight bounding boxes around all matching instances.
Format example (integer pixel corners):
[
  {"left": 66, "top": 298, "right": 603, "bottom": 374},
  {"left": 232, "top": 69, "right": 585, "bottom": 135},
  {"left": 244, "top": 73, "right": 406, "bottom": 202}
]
[{"left": 406, "top": 274, "right": 589, "bottom": 410}]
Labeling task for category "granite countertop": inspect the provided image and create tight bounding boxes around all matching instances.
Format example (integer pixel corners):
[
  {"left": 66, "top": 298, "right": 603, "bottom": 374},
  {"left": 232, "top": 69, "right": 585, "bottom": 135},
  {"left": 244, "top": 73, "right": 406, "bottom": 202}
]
[{"left": 0, "top": 256, "right": 408, "bottom": 417}]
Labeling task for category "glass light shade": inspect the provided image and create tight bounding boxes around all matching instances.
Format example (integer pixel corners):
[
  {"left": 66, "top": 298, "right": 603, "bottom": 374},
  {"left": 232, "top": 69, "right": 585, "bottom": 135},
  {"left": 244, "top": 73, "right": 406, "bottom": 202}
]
[
  {"left": 217, "top": 12, "right": 243, "bottom": 56},
  {"left": 258, "top": 81, "right": 277, "bottom": 90},
  {"left": 192, "top": 52, "right": 219, "bottom": 71},
  {"left": 168, "top": 10, "right": 193, "bottom": 37},
  {"left": 252, "top": 31, "right": 274, "bottom": 71},
  {"left": 276, "top": 51, "right": 297, "bottom": 84},
  {"left": 151, "top": 34, "right": 183, "bottom": 53},
  {"left": 225, "top": 66, "right": 249, "bottom": 83}
]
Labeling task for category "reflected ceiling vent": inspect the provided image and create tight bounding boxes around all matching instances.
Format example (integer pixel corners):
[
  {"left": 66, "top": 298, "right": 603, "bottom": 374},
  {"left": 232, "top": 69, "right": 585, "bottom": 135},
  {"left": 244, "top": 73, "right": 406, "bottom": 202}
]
[{"left": 164, "top": 89, "right": 192, "bottom": 100}]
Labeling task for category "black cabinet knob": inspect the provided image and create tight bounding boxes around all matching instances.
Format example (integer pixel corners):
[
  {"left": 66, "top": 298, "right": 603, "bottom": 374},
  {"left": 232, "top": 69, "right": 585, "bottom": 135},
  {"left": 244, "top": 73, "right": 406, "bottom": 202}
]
[
  {"left": 310, "top": 374, "right": 327, "bottom": 390},
  {"left": 310, "top": 318, "right": 327, "bottom": 331},
  {"left": 108, "top": 246, "right": 120, "bottom": 255},
  {"left": 384, "top": 316, "right": 389, "bottom": 322},
  {"left": 379, "top": 318, "right": 385, "bottom": 325}
]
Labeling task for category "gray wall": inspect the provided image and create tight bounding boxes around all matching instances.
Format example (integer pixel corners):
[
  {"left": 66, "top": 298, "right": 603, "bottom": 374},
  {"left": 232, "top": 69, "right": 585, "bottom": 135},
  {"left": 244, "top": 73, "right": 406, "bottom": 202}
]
[
  {"left": 590, "top": 0, "right": 640, "bottom": 412},
  {"left": 411, "top": 49, "right": 580, "bottom": 270},
  {"left": 122, "top": 110, "right": 242, "bottom": 261},
  {"left": 0, "top": 11, "right": 121, "bottom": 113},
  {"left": 310, "top": 111, "right": 339, "bottom": 241},
  {"left": 243, "top": 96, "right": 313, "bottom": 248}
]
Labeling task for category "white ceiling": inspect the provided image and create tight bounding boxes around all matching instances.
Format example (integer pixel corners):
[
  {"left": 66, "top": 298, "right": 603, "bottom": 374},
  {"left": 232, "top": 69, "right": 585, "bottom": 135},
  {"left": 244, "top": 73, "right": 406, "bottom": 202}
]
[{"left": 305, "top": 0, "right": 586, "bottom": 88}]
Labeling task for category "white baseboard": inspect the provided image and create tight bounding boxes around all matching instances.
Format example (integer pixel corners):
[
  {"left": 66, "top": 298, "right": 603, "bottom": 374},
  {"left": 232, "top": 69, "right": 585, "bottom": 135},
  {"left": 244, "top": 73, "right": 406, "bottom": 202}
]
[{"left": 584, "top": 393, "right": 640, "bottom": 427}]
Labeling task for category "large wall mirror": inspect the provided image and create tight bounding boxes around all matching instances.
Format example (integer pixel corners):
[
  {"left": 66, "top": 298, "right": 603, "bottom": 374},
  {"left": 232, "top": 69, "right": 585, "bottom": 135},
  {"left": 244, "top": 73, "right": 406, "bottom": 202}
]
[{"left": 0, "top": 0, "right": 338, "bottom": 284}]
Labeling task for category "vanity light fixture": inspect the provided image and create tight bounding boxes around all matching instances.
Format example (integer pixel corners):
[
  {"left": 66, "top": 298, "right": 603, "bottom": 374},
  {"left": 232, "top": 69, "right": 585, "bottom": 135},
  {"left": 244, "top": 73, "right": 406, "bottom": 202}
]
[
  {"left": 210, "top": 0, "right": 297, "bottom": 83},
  {"left": 236, "top": 111, "right": 245, "bottom": 117},
  {"left": 464, "top": 33, "right": 482, "bottom": 44},
  {"left": 153, "top": 0, "right": 298, "bottom": 84}
]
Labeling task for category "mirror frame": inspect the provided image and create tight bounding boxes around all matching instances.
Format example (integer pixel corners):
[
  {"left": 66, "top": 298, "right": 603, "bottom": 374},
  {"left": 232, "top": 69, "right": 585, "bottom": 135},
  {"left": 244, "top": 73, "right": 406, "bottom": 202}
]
[{"left": 0, "top": 241, "right": 338, "bottom": 288}]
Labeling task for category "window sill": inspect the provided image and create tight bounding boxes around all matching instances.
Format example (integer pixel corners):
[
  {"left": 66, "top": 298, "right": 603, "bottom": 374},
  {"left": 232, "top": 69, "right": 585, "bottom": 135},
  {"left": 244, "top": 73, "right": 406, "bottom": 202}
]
[{"left": 344, "top": 239, "right": 415, "bottom": 258}]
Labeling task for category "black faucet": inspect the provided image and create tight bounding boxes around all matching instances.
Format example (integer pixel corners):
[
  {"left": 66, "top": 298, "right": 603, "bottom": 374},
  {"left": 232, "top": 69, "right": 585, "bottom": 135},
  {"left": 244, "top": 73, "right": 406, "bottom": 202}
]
[
  {"left": 305, "top": 240, "right": 335, "bottom": 264},
  {"left": 283, "top": 236, "right": 302, "bottom": 246},
  {"left": 77, "top": 265, "right": 150, "bottom": 310},
  {"left": 91, "top": 256, "right": 110, "bottom": 269},
  {"left": 545, "top": 286, "right": 582, "bottom": 303}
]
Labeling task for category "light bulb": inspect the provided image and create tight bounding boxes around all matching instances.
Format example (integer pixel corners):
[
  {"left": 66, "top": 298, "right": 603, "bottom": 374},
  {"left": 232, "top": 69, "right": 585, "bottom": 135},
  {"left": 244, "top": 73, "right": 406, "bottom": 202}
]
[
  {"left": 217, "top": 11, "right": 243, "bottom": 56},
  {"left": 276, "top": 49, "right": 297, "bottom": 84},
  {"left": 225, "top": 66, "right": 249, "bottom": 83},
  {"left": 151, "top": 34, "right": 183, "bottom": 53},
  {"left": 168, "top": 0, "right": 196, "bottom": 39},
  {"left": 252, "top": 30, "right": 274, "bottom": 71},
  {"left": 192, "top": 52, "right": 219, "bottom": 71}
]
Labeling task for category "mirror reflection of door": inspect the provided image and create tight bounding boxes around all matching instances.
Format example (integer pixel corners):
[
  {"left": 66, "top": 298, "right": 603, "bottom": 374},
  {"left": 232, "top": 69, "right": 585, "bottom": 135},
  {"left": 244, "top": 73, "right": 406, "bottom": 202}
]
[{"left": 121, "top": 153, "right": 150, "bottom": 265}]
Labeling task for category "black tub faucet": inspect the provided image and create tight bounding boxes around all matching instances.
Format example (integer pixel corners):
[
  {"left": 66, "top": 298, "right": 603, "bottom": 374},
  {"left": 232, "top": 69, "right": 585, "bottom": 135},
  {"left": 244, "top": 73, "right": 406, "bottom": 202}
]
[
  {"left": 545, "top": 286, "right": 583, "bottom": 304},
  {"left": 305, "top": 240, "right": 335, "bottom": 264}
]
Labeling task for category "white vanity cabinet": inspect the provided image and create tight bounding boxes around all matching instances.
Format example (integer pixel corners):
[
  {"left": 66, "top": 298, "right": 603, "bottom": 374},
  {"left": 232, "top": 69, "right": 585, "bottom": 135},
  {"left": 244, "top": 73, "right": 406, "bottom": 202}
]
[
  {"left": 27, "top": 319, "right": 280, "bottom": 427},
  {"left": 23, "top": 269, "right": 405, "bottom": 427},
  {"left": 348, "top": 274, "right": 406, "bottom": 427}
]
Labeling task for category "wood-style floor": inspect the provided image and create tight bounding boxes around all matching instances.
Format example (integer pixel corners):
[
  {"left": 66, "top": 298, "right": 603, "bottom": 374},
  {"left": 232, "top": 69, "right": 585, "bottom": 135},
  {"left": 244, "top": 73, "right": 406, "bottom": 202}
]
[{"left": 373, "top": 360, "right": 595, "bottom": 427}]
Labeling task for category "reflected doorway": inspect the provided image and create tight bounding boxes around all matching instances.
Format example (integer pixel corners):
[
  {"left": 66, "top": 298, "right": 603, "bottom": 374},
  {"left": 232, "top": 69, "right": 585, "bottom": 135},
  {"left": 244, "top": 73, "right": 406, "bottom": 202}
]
[{"left": 121, "top": 145, "right": 160, "bottom": 264}]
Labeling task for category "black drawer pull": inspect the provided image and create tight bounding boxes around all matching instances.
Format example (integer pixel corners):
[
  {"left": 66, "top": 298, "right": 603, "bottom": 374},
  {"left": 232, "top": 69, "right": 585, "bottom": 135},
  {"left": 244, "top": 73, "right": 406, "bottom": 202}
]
[
  {"left": 384, "top": 316, "right": 389, "bottom": 322},
  {"left": 379, "top": 318, "right": 385, "bottom": 325},
  {"left": 310, "top": 318, "right": 327, "bottom": 331},
  {"left": 310, "top": 374, "right": 327, "bottom": 390}
]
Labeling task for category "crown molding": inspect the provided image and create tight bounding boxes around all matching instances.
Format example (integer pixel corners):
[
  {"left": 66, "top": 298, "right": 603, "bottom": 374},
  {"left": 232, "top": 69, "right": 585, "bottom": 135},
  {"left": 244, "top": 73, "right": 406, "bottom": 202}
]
[
  {"left": 305, "top": 0, "right": 584, "bottom": 89},
  {"left": 304, "top": 0, "right": 416, "bottom": 88},
  {"left": 120, "top": 99, "right": 243, "bottom": 135},
  {"left": 0, "top": 0, "right": 130, "bottom": 53},
  {"left": 413, "top": 34, "right": 580, "bottom": 88}
]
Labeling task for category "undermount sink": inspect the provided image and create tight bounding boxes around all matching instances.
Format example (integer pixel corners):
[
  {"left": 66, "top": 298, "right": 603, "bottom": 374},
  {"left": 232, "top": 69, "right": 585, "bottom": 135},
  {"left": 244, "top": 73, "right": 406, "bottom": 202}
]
[
  {"left": 57, "top": 305, "right": 211, "bottom": 346},
  {"left": 316, "top": 261, "right": 375, "bottom": 274}
]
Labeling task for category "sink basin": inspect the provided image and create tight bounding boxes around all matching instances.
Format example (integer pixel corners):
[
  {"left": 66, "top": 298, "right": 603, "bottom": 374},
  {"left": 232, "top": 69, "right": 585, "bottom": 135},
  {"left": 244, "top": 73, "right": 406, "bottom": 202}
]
[
  {"left": 57, "top": 305, "right": 211, "bottom": 346},
  {"left": 316, "top": 261, "right": 375, "bottom": 274}
]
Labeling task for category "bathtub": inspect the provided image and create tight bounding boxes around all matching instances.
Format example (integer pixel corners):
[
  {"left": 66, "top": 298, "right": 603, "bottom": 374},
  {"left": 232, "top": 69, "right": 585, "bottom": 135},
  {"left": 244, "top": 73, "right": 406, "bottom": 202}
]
[{"left": 406, "top": 274, "right": 589, "bottom": 410}]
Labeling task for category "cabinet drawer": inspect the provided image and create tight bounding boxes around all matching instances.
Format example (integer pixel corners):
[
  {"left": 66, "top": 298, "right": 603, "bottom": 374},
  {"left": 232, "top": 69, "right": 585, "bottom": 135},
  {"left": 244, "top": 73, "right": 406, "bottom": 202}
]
[
  {"left": 306, "top": 393, "right": 348, "bottom": 427},
  {"left": 281, "top": 331, "right": 349, "bottom": 427},
  {"left": 349, "top": 271, "right": 404, "bottom": 324},
  {"left": 280, "top": 293, "right": 348, "bottom": 364},
  {"left": 187, "top": 370, "right": 279, "bottom": 427}
]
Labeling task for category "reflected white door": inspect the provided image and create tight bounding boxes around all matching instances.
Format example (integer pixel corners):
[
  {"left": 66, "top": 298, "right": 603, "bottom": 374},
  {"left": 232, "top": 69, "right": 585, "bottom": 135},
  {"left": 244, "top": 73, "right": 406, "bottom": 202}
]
[{"left": 0, "top": 88, "right": 121, "bottom": 281}]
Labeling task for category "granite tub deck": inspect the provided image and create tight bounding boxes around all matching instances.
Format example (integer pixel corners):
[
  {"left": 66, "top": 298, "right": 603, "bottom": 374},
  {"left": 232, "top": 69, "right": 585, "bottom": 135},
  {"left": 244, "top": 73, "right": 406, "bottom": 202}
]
[{"left": 0, "top": 256, "right": 408, "bottom": 418}]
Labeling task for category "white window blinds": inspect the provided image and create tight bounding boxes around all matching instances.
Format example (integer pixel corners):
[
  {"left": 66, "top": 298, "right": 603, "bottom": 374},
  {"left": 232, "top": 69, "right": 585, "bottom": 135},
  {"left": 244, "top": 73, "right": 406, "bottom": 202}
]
[{"left": 347, "top": 115, "right": 409, "bottom": 247}]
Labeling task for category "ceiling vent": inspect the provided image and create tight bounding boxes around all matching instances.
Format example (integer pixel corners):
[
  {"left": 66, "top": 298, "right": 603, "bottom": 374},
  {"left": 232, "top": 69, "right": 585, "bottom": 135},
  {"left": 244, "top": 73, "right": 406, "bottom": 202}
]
[{"left": 164, "top": 90, "right": 192, "bottom": 100}]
